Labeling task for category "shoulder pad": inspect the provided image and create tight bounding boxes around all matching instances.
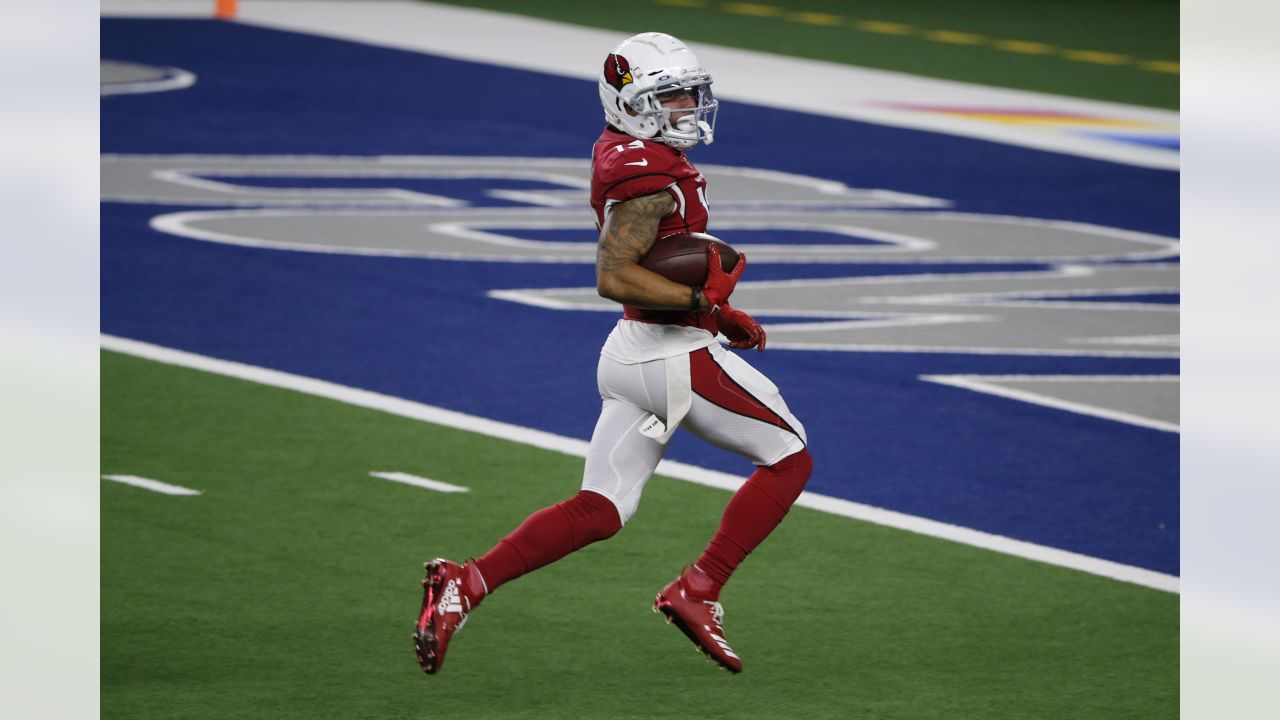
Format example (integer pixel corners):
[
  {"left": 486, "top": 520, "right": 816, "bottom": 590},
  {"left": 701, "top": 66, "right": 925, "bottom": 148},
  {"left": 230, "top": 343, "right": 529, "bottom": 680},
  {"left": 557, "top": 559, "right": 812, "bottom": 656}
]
[
  {"left": 597, "top": 138, "right": 683, "bottom": 185},
  {"left": 596, "top": 139, "right": 689, "bottom": 204}
]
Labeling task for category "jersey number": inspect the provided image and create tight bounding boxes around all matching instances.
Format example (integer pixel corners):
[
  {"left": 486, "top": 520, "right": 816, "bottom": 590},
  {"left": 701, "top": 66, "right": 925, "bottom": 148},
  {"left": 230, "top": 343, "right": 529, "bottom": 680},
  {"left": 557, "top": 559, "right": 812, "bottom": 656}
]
[
  {"left": 670, "top": 183, "right": 709, "bottom": 220},
  {"left": 613, "top": 139, "right": 646, "bottom": 153}
]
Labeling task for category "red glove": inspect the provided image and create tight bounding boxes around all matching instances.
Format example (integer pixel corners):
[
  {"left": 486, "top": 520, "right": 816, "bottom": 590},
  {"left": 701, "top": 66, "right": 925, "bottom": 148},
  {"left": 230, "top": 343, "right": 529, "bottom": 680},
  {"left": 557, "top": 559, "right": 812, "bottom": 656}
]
[
  {"left": 716, "top": 303, "right": 766, "bottom": 352},
  {"left": 702, "top": 245, "right": 746, "bottom": 310}
]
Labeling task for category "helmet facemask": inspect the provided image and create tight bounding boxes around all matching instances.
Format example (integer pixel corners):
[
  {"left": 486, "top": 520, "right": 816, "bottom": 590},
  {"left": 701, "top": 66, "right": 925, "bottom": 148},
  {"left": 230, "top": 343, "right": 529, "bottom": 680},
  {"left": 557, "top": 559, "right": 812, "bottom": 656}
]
[{"left": 644, "top": 76, "right": 717, "bottom": 150}]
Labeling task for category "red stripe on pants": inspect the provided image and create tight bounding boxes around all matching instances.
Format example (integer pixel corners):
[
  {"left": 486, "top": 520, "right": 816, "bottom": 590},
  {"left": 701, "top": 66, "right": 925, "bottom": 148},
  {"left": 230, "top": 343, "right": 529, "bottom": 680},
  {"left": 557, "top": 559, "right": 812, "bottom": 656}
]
[{"left": 689, "top": 348, "right": 796, "bottom": 435}]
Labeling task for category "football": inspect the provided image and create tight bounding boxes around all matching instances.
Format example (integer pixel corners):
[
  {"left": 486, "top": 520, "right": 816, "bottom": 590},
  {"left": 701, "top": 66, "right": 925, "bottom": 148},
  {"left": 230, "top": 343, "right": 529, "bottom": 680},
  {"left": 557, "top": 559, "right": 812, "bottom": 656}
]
[{"left": 639, "top": 232, "right": 740, "bottom": 286}]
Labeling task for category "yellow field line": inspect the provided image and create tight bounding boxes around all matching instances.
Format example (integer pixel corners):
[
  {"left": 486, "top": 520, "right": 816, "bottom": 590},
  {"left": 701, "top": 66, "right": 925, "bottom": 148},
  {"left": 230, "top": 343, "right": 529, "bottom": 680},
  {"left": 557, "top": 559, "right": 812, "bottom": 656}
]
[
  {"left": 991, "top": 39, "right": 1056, "bottom": 55},
  {"left": 1061, "top": 49, "right": 1131, "bottom": 65},
  {"left": 722, "top": 1, "right": 782, "bottom": 16},
  {"left": 856, "top": 19, "right": 914, "bottom": 36},
  {"left": 786, "top": 10, "right": 843, "bottom": 26},
  {"left": 1138, "top": 60, "right": 1180, "bottom": 74},
  {"left": 648, "top": 1, "right": 1176, "bottom": 74},
  {"left": 922, "top": 29, "right": 985, "bottom": 46}
]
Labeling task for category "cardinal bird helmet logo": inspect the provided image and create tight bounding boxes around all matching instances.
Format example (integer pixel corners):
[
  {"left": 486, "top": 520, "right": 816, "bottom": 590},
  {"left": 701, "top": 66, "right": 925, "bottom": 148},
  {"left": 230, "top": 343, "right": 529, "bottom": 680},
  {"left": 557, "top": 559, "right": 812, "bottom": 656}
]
[{"left": 603, "top": 53, "right": 633, "bottom": 91}]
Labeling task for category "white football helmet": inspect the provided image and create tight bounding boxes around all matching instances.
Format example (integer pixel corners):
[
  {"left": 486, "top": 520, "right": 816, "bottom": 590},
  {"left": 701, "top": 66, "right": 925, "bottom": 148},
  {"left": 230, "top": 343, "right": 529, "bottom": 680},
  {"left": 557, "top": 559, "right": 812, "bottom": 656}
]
[{"left": 598, "top": 32, "right": 718, "bottom": 150}]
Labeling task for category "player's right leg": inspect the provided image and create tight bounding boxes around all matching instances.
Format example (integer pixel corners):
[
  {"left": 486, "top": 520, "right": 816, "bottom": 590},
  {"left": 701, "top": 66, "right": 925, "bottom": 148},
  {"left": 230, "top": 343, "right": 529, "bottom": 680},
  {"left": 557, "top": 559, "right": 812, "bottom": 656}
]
[
  {"left": 415, "top": 482, "right": 624, "bottom": 673},
  {"left": 470, "top": 388, "right": 665, "bottom": 595},
  {"left": 415, "top": 357, "right": 666, "bottom": 674}
]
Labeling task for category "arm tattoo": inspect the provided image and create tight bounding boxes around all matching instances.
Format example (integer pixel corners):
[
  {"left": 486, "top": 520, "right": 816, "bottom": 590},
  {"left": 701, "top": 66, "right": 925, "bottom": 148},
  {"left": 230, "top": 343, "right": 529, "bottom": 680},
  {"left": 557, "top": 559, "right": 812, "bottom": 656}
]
[{"left": 597, "top": 192, "right": 677, "bottom": 274}]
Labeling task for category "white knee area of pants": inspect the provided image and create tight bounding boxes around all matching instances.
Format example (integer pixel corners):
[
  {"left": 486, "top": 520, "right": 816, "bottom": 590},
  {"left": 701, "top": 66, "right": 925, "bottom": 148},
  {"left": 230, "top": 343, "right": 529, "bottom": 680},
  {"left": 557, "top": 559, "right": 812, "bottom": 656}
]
[
  {"left": 581, "top": 483, "right": 641, "bottom": 527},
  {"left": 581, "top": 412, "right": 651, "bottom": 526},
  {"left": 581, "top": 386, "right": 666, "bottom": 526}
]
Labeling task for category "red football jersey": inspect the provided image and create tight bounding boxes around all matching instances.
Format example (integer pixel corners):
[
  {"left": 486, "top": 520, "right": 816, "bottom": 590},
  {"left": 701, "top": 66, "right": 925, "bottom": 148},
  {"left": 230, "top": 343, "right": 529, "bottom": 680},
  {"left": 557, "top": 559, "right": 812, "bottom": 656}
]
[{"left": 590, "top": 126, "right": 713, "bottom": 328}]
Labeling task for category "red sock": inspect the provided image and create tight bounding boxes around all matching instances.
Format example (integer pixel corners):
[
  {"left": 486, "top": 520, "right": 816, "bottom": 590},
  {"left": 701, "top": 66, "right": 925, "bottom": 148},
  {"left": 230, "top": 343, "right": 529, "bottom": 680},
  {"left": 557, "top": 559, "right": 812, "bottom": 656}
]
[
  {"left": 472, "top": 490, "right": 621, "bottom": 601},
  {"left": 695, "top": 448, "right": 813, "bottom": 594}
]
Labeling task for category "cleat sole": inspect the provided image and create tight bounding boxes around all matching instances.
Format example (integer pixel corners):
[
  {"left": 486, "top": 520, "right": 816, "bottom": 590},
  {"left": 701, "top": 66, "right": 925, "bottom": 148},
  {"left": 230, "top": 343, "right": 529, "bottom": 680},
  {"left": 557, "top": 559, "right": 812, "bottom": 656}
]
[{"left": 415, "top": 560, "right": 448, "bottom": 674}]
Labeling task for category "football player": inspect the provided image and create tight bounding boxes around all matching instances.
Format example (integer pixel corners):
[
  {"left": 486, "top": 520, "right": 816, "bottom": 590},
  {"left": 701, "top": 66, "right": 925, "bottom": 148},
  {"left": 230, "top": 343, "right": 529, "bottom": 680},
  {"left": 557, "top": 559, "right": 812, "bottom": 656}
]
[{"left": 416, "top": 32, "right": 812, "bottom": 675}]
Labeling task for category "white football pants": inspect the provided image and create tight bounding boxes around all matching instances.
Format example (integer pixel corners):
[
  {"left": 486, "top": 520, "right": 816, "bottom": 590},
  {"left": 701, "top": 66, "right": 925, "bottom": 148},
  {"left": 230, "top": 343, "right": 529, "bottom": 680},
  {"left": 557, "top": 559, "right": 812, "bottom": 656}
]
[{"left": 581, "top": 343, "right": 807, "bottom": 525}]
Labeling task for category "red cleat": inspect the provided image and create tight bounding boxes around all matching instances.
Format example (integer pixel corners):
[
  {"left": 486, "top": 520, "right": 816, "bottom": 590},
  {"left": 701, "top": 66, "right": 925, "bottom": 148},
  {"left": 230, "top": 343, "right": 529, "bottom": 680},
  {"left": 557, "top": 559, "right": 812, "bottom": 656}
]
[
  {"left": 414, "top": 558, "right": 483, "bottom": 675},
  {"left": 654, "top": 567, "right": 743, "bottom": 673}
]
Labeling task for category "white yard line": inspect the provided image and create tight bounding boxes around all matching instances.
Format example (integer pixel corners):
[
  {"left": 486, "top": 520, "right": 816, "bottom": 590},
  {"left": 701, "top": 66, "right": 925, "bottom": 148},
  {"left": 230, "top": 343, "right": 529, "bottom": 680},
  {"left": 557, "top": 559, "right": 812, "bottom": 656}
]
[
  {"left": 101, "top": 334, "right": 1179, "bottom": 593},
  {"left": 370, "top": 471, "right": 469, "bottom": 493},
  {"left": 103, "top": 474, "right": 202, "bottom": 495},
  {"left": 100, "top": 0, "right": 1178, "bottom": 169}
]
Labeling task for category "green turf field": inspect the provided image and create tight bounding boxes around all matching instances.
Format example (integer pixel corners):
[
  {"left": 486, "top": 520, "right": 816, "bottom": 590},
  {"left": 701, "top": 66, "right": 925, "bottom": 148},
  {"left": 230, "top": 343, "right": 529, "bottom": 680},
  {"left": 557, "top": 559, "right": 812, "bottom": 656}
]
[
  {"left": 102, "top": 350, "right": 1176, "bottom": 719},
  {"left": 426, "top": 0, "right": 1178, "bottom": 109}
]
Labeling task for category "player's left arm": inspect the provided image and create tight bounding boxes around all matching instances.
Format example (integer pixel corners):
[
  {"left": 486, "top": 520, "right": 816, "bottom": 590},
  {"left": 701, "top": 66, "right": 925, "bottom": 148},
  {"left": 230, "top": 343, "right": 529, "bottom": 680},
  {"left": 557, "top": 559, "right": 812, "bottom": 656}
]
[{"left": 596, "top": 191, "right": 715, "bottom": 310}]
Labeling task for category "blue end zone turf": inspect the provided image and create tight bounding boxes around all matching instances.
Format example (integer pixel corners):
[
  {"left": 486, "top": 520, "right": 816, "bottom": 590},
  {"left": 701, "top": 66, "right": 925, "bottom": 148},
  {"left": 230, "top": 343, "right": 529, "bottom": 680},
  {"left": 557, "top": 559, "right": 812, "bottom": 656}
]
[{"left": 101, "top": 18, "right": 1179, "bottom": 575}]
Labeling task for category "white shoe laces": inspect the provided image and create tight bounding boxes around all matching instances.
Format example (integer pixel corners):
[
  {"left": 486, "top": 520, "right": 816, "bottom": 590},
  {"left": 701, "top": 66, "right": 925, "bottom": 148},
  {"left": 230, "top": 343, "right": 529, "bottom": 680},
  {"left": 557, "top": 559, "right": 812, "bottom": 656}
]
[{"left": 703, "top": 600, "right": 724, "bottom": 626}]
